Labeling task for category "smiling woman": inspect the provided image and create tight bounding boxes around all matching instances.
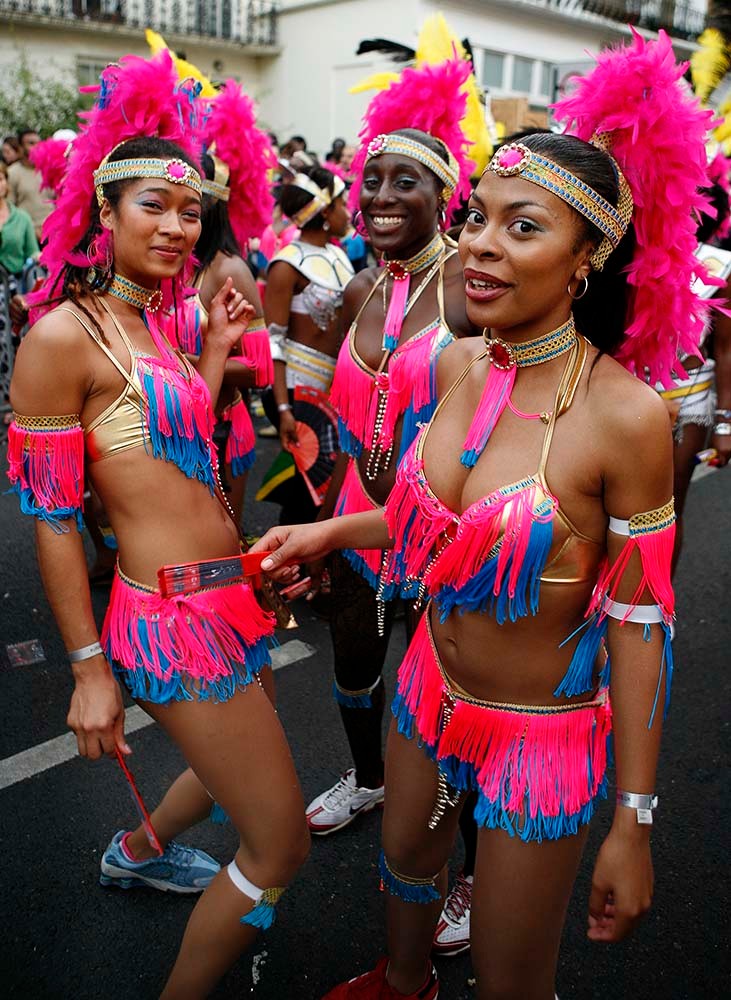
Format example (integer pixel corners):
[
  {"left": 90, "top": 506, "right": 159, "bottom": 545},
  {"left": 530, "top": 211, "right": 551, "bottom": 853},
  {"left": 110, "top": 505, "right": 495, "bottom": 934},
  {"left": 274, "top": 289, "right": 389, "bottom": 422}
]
[
  {"left": 6, "top": 52, "right": 309, "bottom": 1000},
  {"left": 252, "top": 32, "right": 713, "bottom": 1000}
]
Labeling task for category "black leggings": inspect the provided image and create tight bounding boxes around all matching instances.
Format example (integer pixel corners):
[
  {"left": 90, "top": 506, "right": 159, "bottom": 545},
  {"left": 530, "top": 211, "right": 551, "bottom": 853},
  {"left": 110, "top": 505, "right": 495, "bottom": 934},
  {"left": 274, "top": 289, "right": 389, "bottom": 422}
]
[{"left": 328, "top": 551, "right": 420, "bottom": 788}]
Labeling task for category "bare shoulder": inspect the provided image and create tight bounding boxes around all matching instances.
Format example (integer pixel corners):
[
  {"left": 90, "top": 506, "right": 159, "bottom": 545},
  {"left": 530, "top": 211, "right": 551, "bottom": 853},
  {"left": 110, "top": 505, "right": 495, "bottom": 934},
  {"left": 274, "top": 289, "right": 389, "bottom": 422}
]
[
  {"left": 11, "top": 305, "right": 95, "bottom": 413},
  {"left": 436, "top": 335, "right": 484, "bottom": 394},
  {"left": 343, "top": 266, "right": 379, "bottom": 310},
  {"left": 587, "top": 351, "right": 671, "bottom": 442},
  {"left": 210, "top": 252, "right": 262, "bottom": 311}
]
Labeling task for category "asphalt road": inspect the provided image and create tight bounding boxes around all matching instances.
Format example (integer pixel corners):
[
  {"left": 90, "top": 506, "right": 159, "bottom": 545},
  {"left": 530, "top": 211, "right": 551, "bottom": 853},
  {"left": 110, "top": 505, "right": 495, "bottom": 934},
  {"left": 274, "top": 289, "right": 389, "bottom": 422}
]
[{"left": 1, "top": 427, "right": 729, "bottom": 1000}]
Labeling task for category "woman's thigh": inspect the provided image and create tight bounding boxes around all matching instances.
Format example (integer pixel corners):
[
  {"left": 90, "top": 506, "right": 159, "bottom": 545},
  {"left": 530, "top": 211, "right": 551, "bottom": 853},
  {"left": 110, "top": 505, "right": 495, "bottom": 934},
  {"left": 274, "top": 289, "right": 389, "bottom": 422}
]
[
  {"left": 382, "top": 719, "right": 463, "bottom": 875},
  {"left": 140, "top": 683, "right": 307, "bottom": 872},
  {"left": 470, "top": 823, "right": 589, "bottom": 999}
]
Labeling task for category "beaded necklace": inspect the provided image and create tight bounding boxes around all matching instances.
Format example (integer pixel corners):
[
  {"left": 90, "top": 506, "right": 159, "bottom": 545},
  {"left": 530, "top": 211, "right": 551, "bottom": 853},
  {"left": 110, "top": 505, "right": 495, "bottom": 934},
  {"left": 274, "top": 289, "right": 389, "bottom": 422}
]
[{"left": 108, "top": 273, "right": 164, "bottom": 314}]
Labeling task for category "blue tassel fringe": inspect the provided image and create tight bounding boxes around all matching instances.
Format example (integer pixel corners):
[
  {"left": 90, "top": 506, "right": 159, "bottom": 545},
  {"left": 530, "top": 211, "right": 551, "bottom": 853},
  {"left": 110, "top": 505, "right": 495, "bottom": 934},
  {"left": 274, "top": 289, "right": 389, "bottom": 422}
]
[
  {"left": 141, "top": 371, "right": 216, "bottom": 493},
  {"left": 8, "top": 484, "right": 84, "bottom": 534},
  {"left": 378, "top": 850, "right": 440, "bottom": 903},
  {"left": 332, "top": 680, "right": 373, "bottom": 708},
  {"left": 210, "top": 802, "right": 230, "bottom": 824},
  {"left": 230, "top": 447, "right": 256, "bottom": 478}
]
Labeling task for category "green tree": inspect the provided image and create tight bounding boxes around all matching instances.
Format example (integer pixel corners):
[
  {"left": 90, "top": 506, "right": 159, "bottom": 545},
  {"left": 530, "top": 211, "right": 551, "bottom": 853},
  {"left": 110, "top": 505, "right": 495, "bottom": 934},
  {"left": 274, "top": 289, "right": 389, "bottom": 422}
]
[{"left": 0, "top": 49, "right": 83, "bottom": 138}]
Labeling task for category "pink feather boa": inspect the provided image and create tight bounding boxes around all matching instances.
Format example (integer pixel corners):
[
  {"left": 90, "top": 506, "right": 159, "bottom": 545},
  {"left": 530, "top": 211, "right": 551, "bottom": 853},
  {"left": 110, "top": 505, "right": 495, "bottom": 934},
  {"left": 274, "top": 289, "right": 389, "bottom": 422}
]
[
  {"left": 553, "top": 29, "right": 715, "bottom": 388},
  {"left": 29, "top": 138, "right": 72, "bottom": 197},
  {"left": 707, "top": 150, "right": 731, "bottom": 241},
  {"left": 200, "top": 80, "right": 276, "bottom": 249},
  {"left": 29, "top": 51, "right": 202, "bottom": 320},
  {"left": 348, "top": 58, "right": 474, "bottom": 224}
]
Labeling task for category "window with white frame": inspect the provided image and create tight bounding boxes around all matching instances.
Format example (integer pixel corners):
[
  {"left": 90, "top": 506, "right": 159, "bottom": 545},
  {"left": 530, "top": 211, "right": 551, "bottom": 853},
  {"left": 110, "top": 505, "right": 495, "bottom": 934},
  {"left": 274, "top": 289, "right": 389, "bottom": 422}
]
[
  {"left": 481, "top": 48, "right": 554, "bottom": 106},
  {"left": 76, "top": 57, "right": 110, "bottom": 88}
]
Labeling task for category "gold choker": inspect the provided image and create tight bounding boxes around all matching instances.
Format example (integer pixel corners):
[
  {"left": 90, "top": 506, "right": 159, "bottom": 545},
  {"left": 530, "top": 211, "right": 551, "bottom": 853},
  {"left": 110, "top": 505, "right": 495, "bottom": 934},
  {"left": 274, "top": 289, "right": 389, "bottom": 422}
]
[
  {"left": 383, "top": 232, "right": 445, "bottom": 280},
  {"left": 108, "top": 274, "right": 163, "bottom": 313},
  {"left": 483, "top": 317, "right": 577, "bottom": 370}
]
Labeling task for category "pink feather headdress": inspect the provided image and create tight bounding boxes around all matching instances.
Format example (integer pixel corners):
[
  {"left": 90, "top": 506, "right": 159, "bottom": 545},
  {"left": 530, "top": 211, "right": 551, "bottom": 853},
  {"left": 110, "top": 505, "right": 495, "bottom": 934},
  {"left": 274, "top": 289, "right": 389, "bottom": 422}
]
[
  {"left": 201, "top": 80, "right": 276, "bottom": 249},
  {"left": 29, "top": 137, "right": 73, "bottom": 197},
  {"left": 30, "top": 51, "right": 203, "bottom": 319},
  {"left": 553, "top": 29, "right": 716, "bottom": 388},
  {"left": 349, "top": 58, "right": 474, "bottom": 223}
]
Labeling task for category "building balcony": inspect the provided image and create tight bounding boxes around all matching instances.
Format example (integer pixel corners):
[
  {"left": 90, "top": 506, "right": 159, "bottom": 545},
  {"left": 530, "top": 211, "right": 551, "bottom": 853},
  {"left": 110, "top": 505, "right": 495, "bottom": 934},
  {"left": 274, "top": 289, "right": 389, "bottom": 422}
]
[
  {"left": 0, "top": 1, "right": 280, "bottom": 50},
  {"left": 491, "top": 0, "right": 706, "bottom": 42}
]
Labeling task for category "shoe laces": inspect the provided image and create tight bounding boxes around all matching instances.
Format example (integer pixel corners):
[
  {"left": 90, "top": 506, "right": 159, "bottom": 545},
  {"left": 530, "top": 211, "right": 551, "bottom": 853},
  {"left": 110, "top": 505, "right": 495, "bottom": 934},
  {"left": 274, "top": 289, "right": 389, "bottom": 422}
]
[
  {"left": 444, "top": 874, "right": 472, "bottom": 923},
  {"left": 163, "top": 841, "right": 197, "bottom": 866},
  {"left": 322, "top": 770, "right": 357, "bottom": 810}
]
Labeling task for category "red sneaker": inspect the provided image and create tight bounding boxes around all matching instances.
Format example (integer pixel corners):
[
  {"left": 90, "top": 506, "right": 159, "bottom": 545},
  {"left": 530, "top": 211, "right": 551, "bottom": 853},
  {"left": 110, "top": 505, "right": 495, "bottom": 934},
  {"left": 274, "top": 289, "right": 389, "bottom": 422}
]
[{"left": 322, "top": 957, "right": 438, "bottom": 998}]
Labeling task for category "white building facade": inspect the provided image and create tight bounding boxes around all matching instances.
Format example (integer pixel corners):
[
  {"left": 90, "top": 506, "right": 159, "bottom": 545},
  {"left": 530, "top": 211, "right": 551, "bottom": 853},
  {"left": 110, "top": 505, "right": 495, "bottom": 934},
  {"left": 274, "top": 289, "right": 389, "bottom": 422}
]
[{"left": 0, "top": 0, "right": 708, "bottom": 155}]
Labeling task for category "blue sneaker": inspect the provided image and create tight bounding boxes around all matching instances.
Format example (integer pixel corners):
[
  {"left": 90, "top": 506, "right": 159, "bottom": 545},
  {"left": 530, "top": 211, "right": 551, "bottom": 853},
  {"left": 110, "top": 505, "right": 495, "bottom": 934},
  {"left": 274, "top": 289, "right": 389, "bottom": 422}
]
[{"left": 100, "top": 830, "right": 220, "bottom": 894}]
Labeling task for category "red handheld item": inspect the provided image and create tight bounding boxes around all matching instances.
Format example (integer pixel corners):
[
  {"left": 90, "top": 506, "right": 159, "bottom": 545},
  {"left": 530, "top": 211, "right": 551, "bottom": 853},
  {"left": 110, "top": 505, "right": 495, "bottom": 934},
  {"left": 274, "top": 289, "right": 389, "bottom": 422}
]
[
  {"left": 157, "top": 552, "right": 272, "bottom": 597},
  {"left": 114, "top": 748, "right": 163, "bottom": 856}
]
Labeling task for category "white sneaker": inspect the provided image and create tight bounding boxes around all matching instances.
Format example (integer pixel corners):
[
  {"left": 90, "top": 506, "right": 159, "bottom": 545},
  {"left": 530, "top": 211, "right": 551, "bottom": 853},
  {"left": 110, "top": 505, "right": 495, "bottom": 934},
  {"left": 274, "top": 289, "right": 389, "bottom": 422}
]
[
  {"left": 306, "top": 768, "right": 384, "bottom": 835},
  {"left": 433, "top": 871, "right": 472, "bottom": 956}
]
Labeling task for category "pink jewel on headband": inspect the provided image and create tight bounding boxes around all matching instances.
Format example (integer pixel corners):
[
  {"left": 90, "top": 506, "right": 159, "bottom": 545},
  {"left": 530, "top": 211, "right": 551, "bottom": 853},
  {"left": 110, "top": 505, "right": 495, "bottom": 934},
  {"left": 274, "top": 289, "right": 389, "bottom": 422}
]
[
  {"left": 164, "top": 159, "right": 194, "bottom": 185},
  {"left": 490, "top": 143, "right": 532, "bottom": 177},
  {"left": 367, "top": 134, "right": 388, "bottom": 157}
]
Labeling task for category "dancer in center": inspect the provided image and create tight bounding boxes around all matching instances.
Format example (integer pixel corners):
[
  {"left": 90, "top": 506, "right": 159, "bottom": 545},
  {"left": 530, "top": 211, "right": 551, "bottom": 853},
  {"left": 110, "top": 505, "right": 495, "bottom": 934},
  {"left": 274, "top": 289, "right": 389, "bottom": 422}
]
[
  {"left": 303, "top": 59, "right": 478, "bottom": 837},
  {"left": 254, "top": 32, "right": 712, "bottom": 999}
]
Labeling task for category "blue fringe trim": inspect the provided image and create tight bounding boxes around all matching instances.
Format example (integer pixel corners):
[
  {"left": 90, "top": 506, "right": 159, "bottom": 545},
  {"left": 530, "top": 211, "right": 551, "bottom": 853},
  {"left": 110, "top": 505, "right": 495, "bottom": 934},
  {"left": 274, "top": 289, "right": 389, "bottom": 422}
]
[
  {"left": 392, "top": 691, "right": 607, "bottom": 843},
  {"left": 337, "top": 418, "right": 363, "bottom": 458},
  {"left": 460, "top": 447, "right": 480, "bottom": 468},
  {"left": 435, "top": 515, "right": 554, "bottom": 625},
  {"left": 111, "top": 635, "right": 271, "bottom": 705},
  {"left": 378, "top": 850, "right": 440, "bottom": 903},
  {"left": 230, "top": 447, "right": 256, "bottom": 478},
  {"left": 332, "top": 680, "right": 373, "bottom": 708},
  {"left": 210, "top": 802, "right": 230, "bottom": 825},
  {"left": 383, "top": 333, "right": 399, "bottom": 352},
  {"left": 554, "top": 613, "right": 608, "bottom": 698},
  {"left": 648, "top": 621, "right": 674, "bottom": 728},
  {"left": 240, "top": 898, "right": 278, "bottom": 930},
  {"left": 6, "top": 484, "right": 84, "bottom": 534},
  {"left": 141, "top": 371, "right": 216, "bottom": 494}
]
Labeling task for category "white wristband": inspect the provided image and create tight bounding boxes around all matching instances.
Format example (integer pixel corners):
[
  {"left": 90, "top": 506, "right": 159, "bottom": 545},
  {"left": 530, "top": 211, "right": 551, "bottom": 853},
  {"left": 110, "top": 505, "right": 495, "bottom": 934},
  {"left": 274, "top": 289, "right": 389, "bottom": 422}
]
[
  {"left": 68, "top": 641, "right": 104, "bottom": 663},
  {"left": 277, "top": 403, "right": 292, "bottom": 413}
]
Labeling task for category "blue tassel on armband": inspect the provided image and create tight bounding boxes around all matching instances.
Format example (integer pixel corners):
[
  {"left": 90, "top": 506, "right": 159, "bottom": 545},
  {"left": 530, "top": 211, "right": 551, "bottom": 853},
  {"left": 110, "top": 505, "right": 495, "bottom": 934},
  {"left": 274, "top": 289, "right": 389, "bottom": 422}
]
[
  {"left": 647, "top": 621, "right": 674, "bottom": 728},
  {"left": 8, "top": 484, "right": 84, "bottom": 534},
  {"left": 230, "top": 447, "right": 256, "bottom": 478},
  {"left": 554, "top": 613, "right": 608, "bottom": 698},
  {"left": 378, "top": 850, "right": 440, "bottom": 904},
  {"left": 210, "top": 802, "right": 230, "bottom": 825},
  {"left": 240, "top": 888, "right": 285, "bottom": 930}
]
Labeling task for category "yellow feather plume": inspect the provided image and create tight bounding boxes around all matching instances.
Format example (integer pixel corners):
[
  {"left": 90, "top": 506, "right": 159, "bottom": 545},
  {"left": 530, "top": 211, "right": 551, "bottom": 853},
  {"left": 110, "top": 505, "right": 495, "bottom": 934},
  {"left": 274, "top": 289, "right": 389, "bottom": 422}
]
[
  {"left": 349, "top": 13, "right": 492, "bottom": 175},
  {"left": 691, "top": 28, "right": 730, "bottom": 105},
  {"left": 145, "top": 28, "right": 218, "bottom": 98}
]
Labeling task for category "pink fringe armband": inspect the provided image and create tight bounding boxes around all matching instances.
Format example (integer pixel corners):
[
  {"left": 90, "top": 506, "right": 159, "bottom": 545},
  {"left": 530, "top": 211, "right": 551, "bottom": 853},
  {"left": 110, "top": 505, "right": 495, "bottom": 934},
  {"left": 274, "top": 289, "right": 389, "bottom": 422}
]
[{"left": 7, "top": 415, "right": 85, "bottom": 531}]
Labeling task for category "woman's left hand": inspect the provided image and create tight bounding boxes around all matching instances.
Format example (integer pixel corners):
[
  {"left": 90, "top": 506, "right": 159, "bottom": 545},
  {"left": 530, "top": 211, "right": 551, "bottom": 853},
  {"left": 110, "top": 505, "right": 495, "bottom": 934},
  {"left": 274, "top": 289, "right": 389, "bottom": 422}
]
[
  {"left": 711, "top": 430, "right": 731, "bottom": 467},
  {"left": 207, "top": 277, "right": 255, "bottom": 353},
  {"left": 588, "top": 823, "right": 654, "bottom": 942}
]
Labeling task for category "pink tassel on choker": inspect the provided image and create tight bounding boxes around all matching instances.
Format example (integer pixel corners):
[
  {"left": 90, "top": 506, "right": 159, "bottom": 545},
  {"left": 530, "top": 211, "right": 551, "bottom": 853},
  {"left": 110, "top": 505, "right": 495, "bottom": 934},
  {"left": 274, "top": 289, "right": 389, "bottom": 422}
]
[
  {"left": 460, "top": 347, "right": 516, "bottom": 468},
  {"left": 382, "top": 264, "right": 411, "bottom": 352}
]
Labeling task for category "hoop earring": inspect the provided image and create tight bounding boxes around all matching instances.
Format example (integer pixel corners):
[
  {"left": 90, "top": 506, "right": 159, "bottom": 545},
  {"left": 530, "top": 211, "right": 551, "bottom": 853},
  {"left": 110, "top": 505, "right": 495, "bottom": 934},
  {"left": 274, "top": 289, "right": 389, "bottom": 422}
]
[
  {"left": 568, "top": 275, "right": 589, "bottom": 300},
  {"left": 87, "top": 235, "right": 112, "bottom": 271},
  {"left": 323, "top": 219, "right": 331, "bottom": 232},
  {"left": 353, "top": 210, "right": 368, "bottom": 237}
]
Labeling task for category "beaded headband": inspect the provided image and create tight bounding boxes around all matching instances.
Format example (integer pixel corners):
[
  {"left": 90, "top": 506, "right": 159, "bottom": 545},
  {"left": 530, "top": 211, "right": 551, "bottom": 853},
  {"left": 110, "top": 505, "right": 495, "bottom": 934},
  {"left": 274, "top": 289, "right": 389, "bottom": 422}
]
[
  {"left": 366, "top": 133, "right": 459, "bottom": 204},
  {"left": 201, "top": 152, "right": 231, "bottom": 202},
  {"left": 487, "top": 141, "right": 633, "bottom": 271},
  {"left": 290, "top": 172, "right": 345, "bottom": 227},
  {"left": 93, "top": 155, "right": 202, "bottom": 207}
]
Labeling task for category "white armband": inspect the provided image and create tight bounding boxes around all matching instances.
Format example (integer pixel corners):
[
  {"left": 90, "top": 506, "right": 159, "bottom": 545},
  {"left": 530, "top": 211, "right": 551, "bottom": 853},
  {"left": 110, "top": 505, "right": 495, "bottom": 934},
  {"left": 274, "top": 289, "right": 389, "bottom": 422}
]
[{"left": 269, "top": 323, "right": 288, "bottom": 363}]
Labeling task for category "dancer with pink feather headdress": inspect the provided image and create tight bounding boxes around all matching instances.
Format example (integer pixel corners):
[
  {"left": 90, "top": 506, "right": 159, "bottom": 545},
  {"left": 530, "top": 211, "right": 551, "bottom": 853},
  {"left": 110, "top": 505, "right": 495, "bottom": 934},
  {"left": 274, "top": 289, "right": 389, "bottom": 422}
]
[
  {"left": 6, "top": 51, "right": 309, "bottom": 998},
  {"left": 254, "top": 30, "right": 714, "bottom": 998},
  {"left": 295, "top": 55, "right": 478, "bottom": 856}
]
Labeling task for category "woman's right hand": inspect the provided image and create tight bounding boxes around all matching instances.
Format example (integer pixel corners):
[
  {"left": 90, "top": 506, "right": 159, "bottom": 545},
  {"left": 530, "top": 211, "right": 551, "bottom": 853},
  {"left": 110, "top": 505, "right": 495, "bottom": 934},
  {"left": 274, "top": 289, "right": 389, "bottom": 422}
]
[
  {"left": 253, "top": 521, "right": 337, "bottom": 581},
  {"left": 279, "top": 408, "right": 299, "bottom": 450},
  {"left": 67, "top": 658, "right": 130, "bottom": 761}
]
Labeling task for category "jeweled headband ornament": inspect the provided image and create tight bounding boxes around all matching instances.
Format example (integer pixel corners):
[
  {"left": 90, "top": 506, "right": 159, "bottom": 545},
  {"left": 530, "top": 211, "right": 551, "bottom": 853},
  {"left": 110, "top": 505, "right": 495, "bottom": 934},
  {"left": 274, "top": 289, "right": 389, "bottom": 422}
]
[
  {"left": 366, "top": 133, "right": 459, "bottom": 204},
  {"left": 201, "top": 152, "right": 231, "bottom": 202},
  {"left": 487, "top": 141, "right": 633, "bottom": 271},
  {"left": 93, "top": 155, "right": 202, "bottom": 206},
  {"left": 290, "top": 172, "right": 345, "bottom": 227}
]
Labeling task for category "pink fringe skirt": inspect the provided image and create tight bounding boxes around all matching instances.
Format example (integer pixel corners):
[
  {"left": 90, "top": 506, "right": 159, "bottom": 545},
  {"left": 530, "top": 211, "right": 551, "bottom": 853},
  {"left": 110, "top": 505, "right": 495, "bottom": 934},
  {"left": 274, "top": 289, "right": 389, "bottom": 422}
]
[
  {"left": 102, "top": 566, "right": 275, "bottom": 704},
  {"left": 392, "top": 608, "right": 611, "bottom": 841}
]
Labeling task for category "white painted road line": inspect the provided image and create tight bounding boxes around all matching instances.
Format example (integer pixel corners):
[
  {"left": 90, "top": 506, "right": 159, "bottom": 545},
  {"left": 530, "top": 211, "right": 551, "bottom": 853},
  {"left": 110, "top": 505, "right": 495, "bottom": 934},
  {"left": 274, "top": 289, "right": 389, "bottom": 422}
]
[
  {"left": 0, "top": 639, "right": 317, "bottom": 792},
  {"left": 0, "top": 704, "right": 152, "bottom": 792}
]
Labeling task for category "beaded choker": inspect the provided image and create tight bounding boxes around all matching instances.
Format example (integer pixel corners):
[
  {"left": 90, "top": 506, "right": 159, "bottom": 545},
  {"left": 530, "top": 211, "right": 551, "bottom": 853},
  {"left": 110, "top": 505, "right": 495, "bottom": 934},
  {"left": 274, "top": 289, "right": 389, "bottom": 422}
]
[
  {"left": 483, "top": 316, "right": 577, "bottom": 371},
  {"left": 108, "top": 273, "right": 163, "bottom": 313},
  {"left": 383, "top": 231, "right": 445, "bottom": 281}
]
